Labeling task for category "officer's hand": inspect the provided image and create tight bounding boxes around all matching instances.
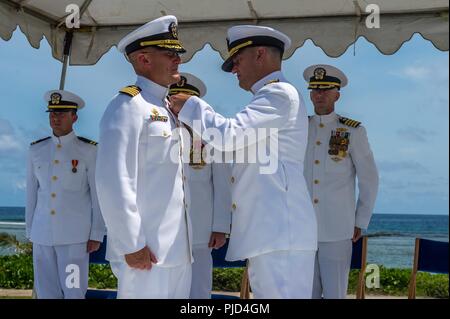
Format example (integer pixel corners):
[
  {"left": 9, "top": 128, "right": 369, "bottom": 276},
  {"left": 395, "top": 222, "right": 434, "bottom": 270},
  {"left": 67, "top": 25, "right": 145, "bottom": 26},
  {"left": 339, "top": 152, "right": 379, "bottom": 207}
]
[
  {"left": 352, "top": 227, "right": 362, "bottom": 243},
  {"left": 169, "top": 93, "right": 191, "bottom": 116},
  {"left": 208, "top": 232, "right": 227, "bottom": 249},
  {"left": 125, "top": 246, "right": 158, "bottom": 270},
  {"left": 86, "top": 240, "right": 101, "bottom": 253}
]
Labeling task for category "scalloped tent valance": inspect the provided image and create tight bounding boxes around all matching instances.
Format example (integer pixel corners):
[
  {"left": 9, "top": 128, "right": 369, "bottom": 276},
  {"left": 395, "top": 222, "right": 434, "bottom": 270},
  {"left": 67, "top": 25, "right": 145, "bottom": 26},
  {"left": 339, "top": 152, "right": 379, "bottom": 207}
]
[{"left": 0, "top": 0, "right": 448, "bottom": 66}]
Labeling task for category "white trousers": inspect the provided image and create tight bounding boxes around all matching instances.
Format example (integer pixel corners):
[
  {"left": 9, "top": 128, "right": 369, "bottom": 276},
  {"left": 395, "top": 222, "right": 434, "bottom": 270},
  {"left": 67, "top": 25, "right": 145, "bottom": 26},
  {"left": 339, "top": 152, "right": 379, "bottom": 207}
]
[
  {"left": 312, "top": 240, "right": 353, "bottom": 299},
  {"left": 248, "top": 250, "right": 316, "bottom": 299},
  {"left": 190, "top": 247, "right": 213, "bottom": 299},
  {"left": 32, "top": 242, "right": 88, "bottom": 299},
  {"left": 112, "top": 261, "right": 192, "bottom": 299}
]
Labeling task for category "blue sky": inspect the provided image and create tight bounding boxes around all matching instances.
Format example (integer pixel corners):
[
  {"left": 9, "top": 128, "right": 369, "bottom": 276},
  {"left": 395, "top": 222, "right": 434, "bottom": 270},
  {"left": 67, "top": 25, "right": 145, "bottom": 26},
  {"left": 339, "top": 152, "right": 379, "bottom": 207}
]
[{"left": 0, "top": 29, "right": 448, "bottom": 215}]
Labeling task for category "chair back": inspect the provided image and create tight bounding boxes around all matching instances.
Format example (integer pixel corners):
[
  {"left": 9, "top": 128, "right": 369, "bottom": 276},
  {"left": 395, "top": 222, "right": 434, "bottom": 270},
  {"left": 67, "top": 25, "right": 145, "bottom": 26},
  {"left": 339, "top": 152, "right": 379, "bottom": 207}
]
[
  {"left": 417, "top": 238, "right": 449, "bottom": 274},
  {"left": 89, "top": 236, "right": 109, "bottom": 264},
  {"left": 212, "top": 239, "right": 246, "bottom": 268},
  {"left": 350, "top": 236, "right": 367, "bottom": 270}
]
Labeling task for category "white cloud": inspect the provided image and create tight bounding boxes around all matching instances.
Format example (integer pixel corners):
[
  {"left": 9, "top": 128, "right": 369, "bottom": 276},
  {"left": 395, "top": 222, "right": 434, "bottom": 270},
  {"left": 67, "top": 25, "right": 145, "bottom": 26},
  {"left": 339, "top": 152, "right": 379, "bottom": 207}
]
[
  {"left": 391, "top": 59, "right": 449, "bottom": 83},
  {"left": 14, "top": 179, "right": 26, "bottom": 191},
  {"left": 377, "top": 160, "right": 429, "bottom": 174},
  {"left": 397, "top": 147, "right": 421, "bottom": 156},
  {"left": 0, "top": 118, "right": 15, "bottom": 135},
  {"left": 402, "top": 66, "right": 431, "bottom": 80},
  {"left": 0, "top": 134, "right": 21, "bottom": 152},
  {"left": 397, "top": 127, "right": 436, "bottom": 143},
  {"left": 0, "top": 117, "right": 29, "bottom": 153}
]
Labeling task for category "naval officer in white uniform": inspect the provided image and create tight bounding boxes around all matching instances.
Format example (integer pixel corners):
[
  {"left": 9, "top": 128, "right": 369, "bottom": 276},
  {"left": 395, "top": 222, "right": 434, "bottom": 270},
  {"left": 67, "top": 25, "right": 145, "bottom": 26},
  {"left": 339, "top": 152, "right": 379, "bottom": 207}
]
[
  {"left": 302, "top": 64, "right": 379, "bottom": 299},
  {"left": 95, "top": 15, "right": 193, "bottom": 299},
  {"left": 26, "top": 90, "right": 105, "bottom": 299},
  {"left": 169, "top": 73, "right": 231, "bottom": 299},
  {"left": 170, "top": 25, "right": 317, "bottom": 298}
]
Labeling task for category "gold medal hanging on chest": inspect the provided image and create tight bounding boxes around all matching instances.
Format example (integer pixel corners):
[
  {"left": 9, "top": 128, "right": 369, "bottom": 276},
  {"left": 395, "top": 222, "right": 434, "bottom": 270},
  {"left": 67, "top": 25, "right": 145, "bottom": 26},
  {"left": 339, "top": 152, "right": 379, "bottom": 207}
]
[
  {"left": 189, "top": 140, "right": 206, "bottom": 169},
  {"left": 71, "top": 160, "right": 79, "bottom": 173}
]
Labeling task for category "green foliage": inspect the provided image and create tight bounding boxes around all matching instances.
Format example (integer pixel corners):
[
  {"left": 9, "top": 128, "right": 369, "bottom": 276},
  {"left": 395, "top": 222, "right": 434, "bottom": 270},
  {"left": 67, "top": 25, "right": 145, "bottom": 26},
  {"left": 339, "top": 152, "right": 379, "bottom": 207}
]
[
  {"left": 0, "top": 254, "right": 34, "bottom": 289},
  {"left": 416, "top": 272, "right": 449, "bottom": 299},
  {"left": 0, "top": 233, "right": 32, "bottom": 256},
  {"left": 212, "top": 268, "right": 245, "bottom": 292},
  {"left": 88, "top": 264, "right": 117, "bottom": 289},
  {"left": 378, "top": 266, "right": 411, "bottom": 295},
  {"left": 1, "top": 254, "right": 448, "bottom": 299},
  {"left": 348, "top": 266, "right": 449, "bottom": 298}
]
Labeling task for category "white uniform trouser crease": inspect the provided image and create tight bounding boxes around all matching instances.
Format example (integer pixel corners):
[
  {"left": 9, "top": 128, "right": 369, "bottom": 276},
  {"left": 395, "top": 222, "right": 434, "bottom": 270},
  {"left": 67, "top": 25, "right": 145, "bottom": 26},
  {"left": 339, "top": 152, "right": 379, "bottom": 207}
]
[
  {"left": 248, "top": 250, "right": 316, "bottom": 299},
  {"left": 33, "top": 242, "right": 88, "bottom": 299},
  {"left": 312, "top": 239, "right": 353, "bottom": 299},
  {"left": 190, "top": 247, "right": 213, "bottom": 299},
  {"left": 115, "top": 262, "right": 192, "bottom": 299}
]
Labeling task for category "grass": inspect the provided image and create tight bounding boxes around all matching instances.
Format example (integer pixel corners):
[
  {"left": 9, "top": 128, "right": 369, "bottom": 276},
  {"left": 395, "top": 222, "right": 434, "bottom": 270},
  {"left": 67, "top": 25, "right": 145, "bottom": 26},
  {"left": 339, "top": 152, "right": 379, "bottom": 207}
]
[{"left": 0, "top": 235, "right": 448, "bottom": 298}]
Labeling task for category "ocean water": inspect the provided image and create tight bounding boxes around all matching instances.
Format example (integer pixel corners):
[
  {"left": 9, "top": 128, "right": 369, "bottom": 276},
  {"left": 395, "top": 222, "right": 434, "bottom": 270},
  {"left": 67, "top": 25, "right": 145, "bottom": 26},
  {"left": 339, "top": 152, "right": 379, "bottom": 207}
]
[
  {"left": 0, "top": 207, "right": 448, "bottom": 268},
  {"left": 0, "top": 207, "right": 28, "bottom": 255},
  {"left": 366, "top": 214, "right": 448, "bottom": 268}
]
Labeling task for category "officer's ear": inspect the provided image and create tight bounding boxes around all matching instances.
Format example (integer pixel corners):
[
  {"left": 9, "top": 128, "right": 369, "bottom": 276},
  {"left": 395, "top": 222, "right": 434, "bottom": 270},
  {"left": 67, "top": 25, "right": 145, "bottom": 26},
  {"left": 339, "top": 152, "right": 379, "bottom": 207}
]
[
  {"left": 71, "top": 111, "right": 78, "bottom": 124},
  {"left": 255, "top": 47, "right": 266, "bottom": 62},
  {"left": 334, "top": 90, "right": 340, "bottom": 102},
  {"left": 133, "top": 50, "right": 151, "bottom": 68}
]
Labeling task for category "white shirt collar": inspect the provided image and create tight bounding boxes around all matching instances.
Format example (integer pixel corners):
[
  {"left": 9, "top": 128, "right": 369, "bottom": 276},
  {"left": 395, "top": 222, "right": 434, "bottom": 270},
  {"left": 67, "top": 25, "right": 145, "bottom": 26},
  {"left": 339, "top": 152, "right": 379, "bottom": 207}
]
[
  {"left": 250, "top": 70, "right": 286, "bottom": 95},
  {"left": 136, "top": 75, "right": 169, "bottom": 101},
  {"left": 52, "top": 130, "right": 76, "bottom": 146},
  {"left": 313, "top": 111, "right": 338, "bottom": 125}
]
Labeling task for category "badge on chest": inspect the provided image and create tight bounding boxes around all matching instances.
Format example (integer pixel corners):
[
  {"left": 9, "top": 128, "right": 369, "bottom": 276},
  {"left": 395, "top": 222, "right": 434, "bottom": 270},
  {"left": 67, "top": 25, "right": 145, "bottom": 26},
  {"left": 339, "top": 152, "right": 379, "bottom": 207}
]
[
  {"left": 328, "top": 128, "right": 350, "bottom": 162},
  {"left": 150, "top": 108, "right": 169, "bottom": 122}
]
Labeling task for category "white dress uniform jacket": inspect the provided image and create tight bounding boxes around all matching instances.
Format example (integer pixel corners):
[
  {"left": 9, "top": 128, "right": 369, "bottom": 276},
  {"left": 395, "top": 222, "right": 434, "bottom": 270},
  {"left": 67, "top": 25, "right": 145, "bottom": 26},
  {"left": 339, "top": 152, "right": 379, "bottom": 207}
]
[
  {"left": 304, "top": 112, "right": 379, "bottom": 242},
  {"left": 186, "top": 162, "right": 231, "bottom": 247},
  {"left": 26, "top": 131, "right": 105, "bottom": 245},
  {"left": 96, "top": 76, "right": 192, "bottom": 267},
  {"left": 179, "top": 71, "right": 317, "bottom": 261}
]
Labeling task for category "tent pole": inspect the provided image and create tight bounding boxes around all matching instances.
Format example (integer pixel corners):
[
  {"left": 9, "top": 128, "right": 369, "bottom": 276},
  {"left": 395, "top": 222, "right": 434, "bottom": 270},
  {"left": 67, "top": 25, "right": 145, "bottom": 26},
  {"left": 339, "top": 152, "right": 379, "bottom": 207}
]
[{"left": 59, "top": 31, "right": 74, "bottom": 90}]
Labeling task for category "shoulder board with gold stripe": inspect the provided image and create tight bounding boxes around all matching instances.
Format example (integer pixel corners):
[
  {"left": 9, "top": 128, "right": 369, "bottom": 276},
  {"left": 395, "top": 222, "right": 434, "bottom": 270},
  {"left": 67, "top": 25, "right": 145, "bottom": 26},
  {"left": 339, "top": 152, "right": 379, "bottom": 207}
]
[
  {"left": 264, "top": 79, "right": 280, "bottom": 86},
  {"left": 30, "top": 136, "right": 50, "bottom": 146},
  {"left": 77, "top": 136, "right": 98, "bottom": 146},
  {"left": 339, "top": 116, "right": 361, "bottom": 128},
  {"left": 119, "top": 85, "right": 142, "bottom": 97}
]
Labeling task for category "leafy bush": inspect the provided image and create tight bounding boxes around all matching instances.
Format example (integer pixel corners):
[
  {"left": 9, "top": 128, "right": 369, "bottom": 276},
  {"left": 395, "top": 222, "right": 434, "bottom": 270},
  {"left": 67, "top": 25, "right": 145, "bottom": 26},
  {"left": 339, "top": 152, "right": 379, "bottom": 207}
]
[
  {"left": 416, "top": 272, "right": 449, "bottom": 299},
  {"left": 1, "top": 254, "right": 448, "bottom": 298},
  {"left": 212, "top": 268, "right": 245, "bottom": 291},
  {"left": 88, "top": 264, "right": 117, "bottom": 289},
  {"left": 378, "top": 266, "right": 411, "bottom": 295},
  {"left": 0, "top": 233, "right": 32, "bottom": 256},
  {"left": 348, "top": 266, "right": 448, "bottom": 298},
  {"left": 0, "top": 254, "right": 119, "bottom": 290},
  {"left": 0, "top": 254, "right": 34, "bottom": 289}
]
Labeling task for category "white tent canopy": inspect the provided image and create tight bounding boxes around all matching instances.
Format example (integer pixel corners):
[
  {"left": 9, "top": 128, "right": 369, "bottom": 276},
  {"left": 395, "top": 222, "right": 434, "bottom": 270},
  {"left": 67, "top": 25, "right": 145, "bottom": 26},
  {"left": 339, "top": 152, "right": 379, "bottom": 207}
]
[{"left": 1, "top": 0, "right": 448, "bottom": 66}]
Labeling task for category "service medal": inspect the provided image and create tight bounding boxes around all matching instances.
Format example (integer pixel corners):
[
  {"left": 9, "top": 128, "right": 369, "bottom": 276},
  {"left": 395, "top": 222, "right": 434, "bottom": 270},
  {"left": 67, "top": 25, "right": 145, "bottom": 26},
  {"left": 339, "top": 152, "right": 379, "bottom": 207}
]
[{"left": 71, "top": 160, "right": 78, "bottom": 173}]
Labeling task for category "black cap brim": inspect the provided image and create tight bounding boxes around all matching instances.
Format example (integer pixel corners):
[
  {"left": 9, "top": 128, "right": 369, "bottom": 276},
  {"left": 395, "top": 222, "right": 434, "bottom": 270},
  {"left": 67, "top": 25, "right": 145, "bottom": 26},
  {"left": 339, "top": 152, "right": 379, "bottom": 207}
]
[
  {"left": 159, "top": 46, "right": 186, "bottom": 54},
  {"left": 221, "top": 56, "right": 234, "bottom": 72}
]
